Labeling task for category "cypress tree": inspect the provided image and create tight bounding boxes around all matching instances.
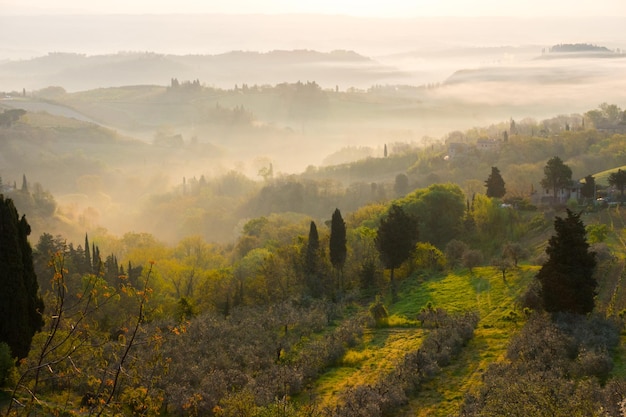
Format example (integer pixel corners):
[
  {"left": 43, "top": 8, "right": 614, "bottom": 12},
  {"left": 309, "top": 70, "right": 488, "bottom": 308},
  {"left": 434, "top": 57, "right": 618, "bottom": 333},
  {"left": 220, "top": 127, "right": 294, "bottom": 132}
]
[
  {"left": 84, "top": 234, "right": 91, "bottom": 273},
  {"left": 536, "top": 209, "right": 597, "bottom": 314},
  {"left": 305, "top": 221, "right": 323, "bottom": 298},
  {"left": 306, "top": 221, "right": 320, "bottom": 257},
  {"left": 329, "top": 209, "right": 347, "bottom": 294},
  {"left": 485, "top": 166, "right": 506, "bottom": 198},
  {"left": 329, "top": 209, "right": 347, "bottom": 270},
  {"left": 329, "top": 209, "right": 347, "bottom": 293},
  {"left": 20, "top": 174, "right": 28, "bottom": 193},
  {"left": 0, "top": 195, "right": 44, "bottom": 359}
]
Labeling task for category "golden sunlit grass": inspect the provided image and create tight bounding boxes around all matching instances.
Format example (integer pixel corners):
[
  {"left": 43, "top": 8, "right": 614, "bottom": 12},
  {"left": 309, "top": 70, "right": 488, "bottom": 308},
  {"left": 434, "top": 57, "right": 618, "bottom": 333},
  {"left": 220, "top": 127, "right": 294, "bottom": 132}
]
[
  {"left": 311, "top": 265, "right": 537, "bottom": 413},
  {"left": 398, "top": 266, "right": 537, "bottom": 416},
  {"left": 313, "top": 327, "right": 424, "bottom": 408},
  {"left": 593, "top": 165, "right": 626, "bottom": 186}
]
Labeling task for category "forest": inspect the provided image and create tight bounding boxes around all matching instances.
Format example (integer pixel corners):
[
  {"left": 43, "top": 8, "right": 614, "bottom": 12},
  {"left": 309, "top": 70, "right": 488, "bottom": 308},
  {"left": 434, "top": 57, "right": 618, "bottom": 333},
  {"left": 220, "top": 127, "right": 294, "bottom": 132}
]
[{"left": 2, "top": 92, "right": 626, "bottom": 416}]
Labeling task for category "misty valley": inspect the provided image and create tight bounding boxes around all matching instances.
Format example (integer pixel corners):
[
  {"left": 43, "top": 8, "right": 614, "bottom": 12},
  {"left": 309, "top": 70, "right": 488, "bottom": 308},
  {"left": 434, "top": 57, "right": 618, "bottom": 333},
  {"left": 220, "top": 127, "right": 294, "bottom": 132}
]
[{"left": 2, "top": 34, "right": 626, "bottom": 416}]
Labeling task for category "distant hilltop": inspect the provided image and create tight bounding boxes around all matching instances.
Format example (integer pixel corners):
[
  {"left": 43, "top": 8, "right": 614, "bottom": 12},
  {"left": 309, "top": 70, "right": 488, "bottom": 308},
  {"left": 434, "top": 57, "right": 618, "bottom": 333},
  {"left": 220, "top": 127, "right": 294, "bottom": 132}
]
[
  {"left": 0, "top": 49, "right": 399, "bottom": 92},
  {"left": 539, "top": 43, "right": 624, "bottom": 58},
  {"left": 549, "top": 43, "right": 612, "bottom": 53}
]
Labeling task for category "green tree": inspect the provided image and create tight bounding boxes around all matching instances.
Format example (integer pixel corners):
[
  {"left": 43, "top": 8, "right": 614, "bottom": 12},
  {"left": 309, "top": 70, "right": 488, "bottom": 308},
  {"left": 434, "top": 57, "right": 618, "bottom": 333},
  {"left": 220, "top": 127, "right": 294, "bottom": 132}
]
[
  {"left": 306, "top": 221, "right": 319, "bottom": 269},
  {"left": 329, "top": 209, "right": 347, "bottom": 293},
  {"left": 400, "top": 183, "right": 466, "bottom": 248},
  {"left": 502, "top": 241, "right": 528, "bottom": 267},
  {"left": 540, "top": 156, "right": 572, "bottom": 204},
  {"left": 484, "top": 166, "right": 506, "bottom": 198},
  {"left": 536, "top": 209, "right": 597, "bottom": 314},
  {"left": 608, "top": 168, "right": 626, "bottom": 201},
  {"left": 305, "top": 221, "right": 323, "bottom": 298},
  {"left": 84, "top": 233, "right": 92, "bottom": 274},
  {"left": 375, "top": 204, "right": 418, "bottom": 299},
  {"left": 20, "top": 174, "right": 28, "bottom": 193},
  {"left": 411, "top": 242, "right": 445, "bottom": 272},
  {"left": 462, "top": 249, "right": 483, "bottom": 273},
  {"left": 0, "top": 195, "right": 44, "bottom": 360},
  {"left": 445, "top": 239, "right": 468, "bottom": 268},
  {"left": 580, "top": 174, "right": 596, "bottom": 201},
  {"left": 33, "top": 232, "right": 65, "bottom": 292},
  {"left": 394, "top": 173, "right": 409, "bottom": 197}
]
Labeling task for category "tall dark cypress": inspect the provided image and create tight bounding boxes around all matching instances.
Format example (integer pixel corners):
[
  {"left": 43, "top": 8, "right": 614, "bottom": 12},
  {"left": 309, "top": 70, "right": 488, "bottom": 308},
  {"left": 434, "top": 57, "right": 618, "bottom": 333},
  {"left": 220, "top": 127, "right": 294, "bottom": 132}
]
[
  {"left": 305, "top": 221, "right": 323, "bottom": 298},
  {"left": 536, "top": 209, "right": 597, "bottom": 314},
  {"left": 485, "top": 166, "right": 506, "bottom": 198},
  {"left": 329, "top": 209, "right": 347, "bottom": 272},
  {"left": 0, "top": 195, "right": 44, "bottom": 359},
  {"left": 84, "top": 234, "right": 91, "bottom": 273},
  {"left": 306, "top": 221, "right": 320, "bottom": 272},
  {"left": 329, "top": 209, "right": 347, "bottom": 295}
]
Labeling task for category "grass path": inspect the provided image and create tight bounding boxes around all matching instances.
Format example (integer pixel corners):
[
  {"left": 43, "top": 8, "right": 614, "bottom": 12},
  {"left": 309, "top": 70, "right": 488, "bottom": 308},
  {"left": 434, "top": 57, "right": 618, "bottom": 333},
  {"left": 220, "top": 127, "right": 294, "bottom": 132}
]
[{"left": 396, "top": 266, "right": 536, "bottom": 417}]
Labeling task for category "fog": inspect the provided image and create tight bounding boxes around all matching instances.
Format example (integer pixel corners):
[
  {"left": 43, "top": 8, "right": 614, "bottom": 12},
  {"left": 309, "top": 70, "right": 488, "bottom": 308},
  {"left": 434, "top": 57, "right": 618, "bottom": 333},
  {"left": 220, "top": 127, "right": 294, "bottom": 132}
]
[{"left": 1, "top": 13, "right": 626, "bottom": 244}]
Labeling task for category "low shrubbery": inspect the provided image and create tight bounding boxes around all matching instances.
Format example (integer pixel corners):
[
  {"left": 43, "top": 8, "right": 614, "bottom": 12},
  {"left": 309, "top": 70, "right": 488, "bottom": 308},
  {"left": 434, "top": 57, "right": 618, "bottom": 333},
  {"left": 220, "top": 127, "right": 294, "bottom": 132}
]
[
  {"left": 459, "top": 312, "right": 623, "bottom": 416},
  {"left": 330, "top": 309, "right": 479, "bottom": 417}
]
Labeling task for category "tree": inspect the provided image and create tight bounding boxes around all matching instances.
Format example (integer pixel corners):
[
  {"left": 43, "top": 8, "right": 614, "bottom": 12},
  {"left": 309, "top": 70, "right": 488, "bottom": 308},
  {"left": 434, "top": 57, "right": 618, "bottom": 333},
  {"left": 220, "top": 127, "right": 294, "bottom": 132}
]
[
  {"left": 305, "top": 221, "right": 323, "bottom": 298},
  {"left": 411, "top": 242, "right": 445, "bottom": 272},
  {"left": 502, "top": 241, "right": 528, "bottom": 267},
  {"left": 403, "top": 183, "right": 466, "bottom": 248},
  {"left": 580, "top": 174, "right": 596, "bottom": 201},
  {"left": 536, "top": 209, "right": 597, "bottom": 314},
  {"left": 445, "top": 239, "right": 468, "bottom": 268},
  {"left": 540, "top": 156, "right": 572, "bottom": 203},
  {"left": 84, "top": 233, "right": 92, "bottom": 274},
  {"left": 492, "top": 256, "right": 513, "bottom": 281},
  {"left": 375, "top": 204, "right": 418, "bottom": 299},
  {"left": 0, "top": 195, "right": 44, "bottom": 360},
  {"left": 20, "top": 174, "right": 28, "bottom": 193},
  {"left": 394, "top": 173, "right": 409, "bottom": 197},
  {"left": 484, "top": 166, "right": 506, "bottom": 198},
  {"left": 329, "top": 209, "right": 347, "bottom": 294},
  {"left": 462, "top": 249, "right": 483, "bottom": 273},
  {"left": 608, "top": 168, "right": 626, "bottom": 201},
  {"left": 306, "top": 220, "right": 319, "bottom": 258}
]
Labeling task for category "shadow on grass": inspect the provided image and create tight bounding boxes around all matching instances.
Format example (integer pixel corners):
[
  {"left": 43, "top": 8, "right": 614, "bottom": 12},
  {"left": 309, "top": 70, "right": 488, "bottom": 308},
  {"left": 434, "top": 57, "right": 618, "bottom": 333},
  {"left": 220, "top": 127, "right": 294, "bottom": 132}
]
[{"left": 470, "top": 275, "right": 491, "bottom": 293}]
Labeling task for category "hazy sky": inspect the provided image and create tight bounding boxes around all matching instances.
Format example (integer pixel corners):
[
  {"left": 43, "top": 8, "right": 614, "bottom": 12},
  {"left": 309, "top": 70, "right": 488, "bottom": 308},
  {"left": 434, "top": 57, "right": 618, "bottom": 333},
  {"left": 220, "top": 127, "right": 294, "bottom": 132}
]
[{"left": 2, "top": 0, "right": 626, "bottom": 17}]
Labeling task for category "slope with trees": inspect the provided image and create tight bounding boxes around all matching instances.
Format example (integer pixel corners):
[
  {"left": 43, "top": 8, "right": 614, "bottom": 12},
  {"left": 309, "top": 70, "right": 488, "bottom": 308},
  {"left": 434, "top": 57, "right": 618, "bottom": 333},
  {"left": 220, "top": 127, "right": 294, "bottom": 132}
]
[{"left": 5, "top": 103, "right": 626, "bottom": 415}]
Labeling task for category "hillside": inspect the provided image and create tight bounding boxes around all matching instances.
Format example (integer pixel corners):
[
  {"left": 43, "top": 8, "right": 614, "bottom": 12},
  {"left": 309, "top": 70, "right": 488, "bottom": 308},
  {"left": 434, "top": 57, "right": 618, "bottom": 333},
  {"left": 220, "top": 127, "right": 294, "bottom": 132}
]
[
  {"left": 3, "top": 101, "right": 626, "bottom": 245},
  {"left": 3, "top": 100, "right": 626, "bottom": 415}
]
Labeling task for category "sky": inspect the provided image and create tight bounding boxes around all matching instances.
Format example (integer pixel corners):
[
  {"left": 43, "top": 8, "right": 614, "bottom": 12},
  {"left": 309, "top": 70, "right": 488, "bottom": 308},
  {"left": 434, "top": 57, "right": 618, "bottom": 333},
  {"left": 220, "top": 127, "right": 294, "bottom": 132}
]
[{"left": 2, "top": 0, "right": 626, "bottom": 17}]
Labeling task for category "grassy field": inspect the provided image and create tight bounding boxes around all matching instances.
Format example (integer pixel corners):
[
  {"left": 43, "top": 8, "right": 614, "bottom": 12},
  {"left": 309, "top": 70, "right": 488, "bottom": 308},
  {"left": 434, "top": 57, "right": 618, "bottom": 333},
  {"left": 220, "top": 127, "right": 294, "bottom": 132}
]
[
  {"left": 593, "top": 165, "right": 626, "bottom": 187},
  {"left": 311, "top": 265, "right": 537, "bottom": 414}
]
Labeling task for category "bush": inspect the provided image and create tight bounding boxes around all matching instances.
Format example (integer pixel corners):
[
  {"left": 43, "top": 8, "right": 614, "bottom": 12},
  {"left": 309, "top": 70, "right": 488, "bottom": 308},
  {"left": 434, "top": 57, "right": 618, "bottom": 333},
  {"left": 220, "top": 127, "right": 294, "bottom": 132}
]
[
  {"left": 368, "top": 297, "right": 389, "bottom": 327},
  {"left": 462, "top": 249, "right": 483, "bottom": 272},
  {"left": 459, "top": 312, "right": 622, "bottom": 416},
  {"left": 335, "top": 308, "right": 478, "bottom": 417},
  {"left": 445, "top": 239, "right": 468, "bottom": 268}
]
